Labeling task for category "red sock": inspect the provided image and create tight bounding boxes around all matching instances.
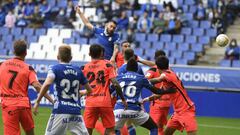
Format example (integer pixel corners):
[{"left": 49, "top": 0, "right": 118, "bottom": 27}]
[
  {"left": 158, "top": 127, "right": 164, "bottom": 135},
  {"left": 95, "top": 121, "right": 105, "bottom": 135},
  {"left": 120, "top": 125, "right": 129, "bottom": 135}
]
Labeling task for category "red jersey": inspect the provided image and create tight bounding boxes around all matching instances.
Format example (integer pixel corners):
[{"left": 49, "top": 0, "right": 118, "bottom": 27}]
[
  {"left": 145, "top": 66, "right": 171, "bottom": 108},
  {"left": 161, "top": 69, "right": 194, "bottom": 113},
  {"left": 115, "top": 52, "right": 124, "bottom": 68},
  {"left": 0, "top": 58, "right": 38, "bottom": 108},
  {"left": 82, "top": 59, "right": 117, "bottom": 107}
]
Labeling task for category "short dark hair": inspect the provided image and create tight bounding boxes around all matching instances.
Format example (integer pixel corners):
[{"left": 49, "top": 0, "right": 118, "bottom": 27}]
[
  {"left": 121, "top": 40, "right": 129, "bottom": 46},
  {"left": 58, "top": 45, "right": 72, "bottom": 63},
  {"left": 154, "top": 50, "right": 166, "bottom": 59},
  {"left": 126, "top": 58, "right": 138, "bottom": 72},
  {"left": 108, "top": 20, "right": 117, "bottom": 25},
  {"left": 89, "top": 44, "right": 103, "bottom": 59},
  {"left": 14, "top": 40, "right": 27, "bottom": 56},
  {"left": 124, "top": 48, "right": 134, "bottom": 61},
  {"left": 155, "top": 56, "right": 169, "bottom": 70}
]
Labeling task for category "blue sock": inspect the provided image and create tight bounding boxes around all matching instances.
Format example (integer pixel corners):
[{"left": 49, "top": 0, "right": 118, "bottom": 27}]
[
  {"left": 150, "top": 128, "right": 158, "bottom": 135},
  {"left": 115, "top": 130, "right": 121, "bottom": 135},
  {"left": 128, "top": 125, "right": 136, "bottom": 135}
]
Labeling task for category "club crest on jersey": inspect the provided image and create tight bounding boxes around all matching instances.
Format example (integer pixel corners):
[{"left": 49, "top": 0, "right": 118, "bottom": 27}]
[{"left": 109, "top": 37, "right": 112, "bottom": 41}]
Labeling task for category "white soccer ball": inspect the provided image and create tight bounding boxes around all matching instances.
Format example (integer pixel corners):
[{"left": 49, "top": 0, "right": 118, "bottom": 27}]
[{"left": 216, "top": 34, "right": 229, "bottom": 47}]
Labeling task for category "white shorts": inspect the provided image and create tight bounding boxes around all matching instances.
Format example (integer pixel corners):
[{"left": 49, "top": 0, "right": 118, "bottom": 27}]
[
  {"left": 45, "top": 114, "right": 89, "bottom": 135},
  {"left": 114, "top": 109, "right": 149, "bottom": 129}
]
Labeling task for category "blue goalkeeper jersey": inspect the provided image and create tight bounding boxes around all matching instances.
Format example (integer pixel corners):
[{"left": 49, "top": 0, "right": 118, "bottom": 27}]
[
  {"left": 114, "top": 71, "right": 153, "bottom": 111},
  {"left": 49, "top": 64, "right": 88, "bottom": 115}
]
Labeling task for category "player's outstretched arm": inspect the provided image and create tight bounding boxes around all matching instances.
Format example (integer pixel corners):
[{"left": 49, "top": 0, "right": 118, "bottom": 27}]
[
  {"left": 138, "top": 59, "right": 155, "bottom": 67},
  {"left": 141, "top": 94, "right": 161, "bottom": 104},
  {"left": 110, "top": 45, "right": 119, "bottom": 64},
  {"left": 33, "top": 77, "right": 54, "bottom": 115},
  {"left": 75, "top": 6, "right": 94, "bottom": 30},
  {"left": 79, "top": 83, "right": 92, "bottom": 96},
  {"left": 148, "top": 86, "right": 176, "bottom": 95},
  {"left": 111, "top": 78, "right": 128, "bottom": 109}
]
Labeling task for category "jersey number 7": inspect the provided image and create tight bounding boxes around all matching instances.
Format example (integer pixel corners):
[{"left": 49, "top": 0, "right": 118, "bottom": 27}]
[{"left": 8, "top": 70, "right": 18, "bottom": 89}]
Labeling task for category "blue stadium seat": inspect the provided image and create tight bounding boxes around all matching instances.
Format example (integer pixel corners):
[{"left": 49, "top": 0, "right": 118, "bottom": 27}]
[
  {"left": 164, "top": 50, "right": 170, "bottom": 57},
  {"left": 72, "top": 31, "right": 81, "bottom": 38},
  {"left": 0, "top": 49, "right": 8, "bottom": 56},
  {"left": 121, "top": 33, "right": 127, "bottom": 40},
  {"left": 0, "top": 42, "right": 5, "bottom": 49},
  {"left": 182, "top": 5, "right": 189, "bottom": 13},
  {"left": 134, "top": 48, "right": 144, "bottom": 56},
  {"left": 176, "top": 58, "right": 188, "bottom": 65},
  {"left": 232, "top": 60, "right": 240, "bottom": 68},
  {"left": 185, "top": 35, "right": 197, "bottom": 43},
  {"left": 178, "top": 0, "right": 184, "bottom": 7},
  {"left": 0, "top": 27, "right": 10, "bottom": 35},
  {"left": 144, "top": 49, "right": 155, "bottom": 58},
  {"left": 126, "top": 10, "right": 132, "bottom": 17},
  {"left": 206, "top": 28, "right": 217, "bottom": 37},
  {"left": 185, "top": 13, "right": 193, "bottom": 20},
  {"left": 5, "top": 42, "right": 13, "bottom": 50},
  {"left": 198, "top": 36, "right": 210, "bottom": 44},
  {"left": 191, "top": 43, "right": 203, "bottom": 53},
  {"left": 189, "top": 20, "right": 199, "bottom": 28},
  {"left": 178, "top": 43, "right": 190, "bottom": 51},
  {"left": 140, "top": 41, "right": 151, "bottom": 49},
  {"left": 27, "top": 35, "right": 38, "bottom": 43},
  {"left": 171, "top": 50, "right": 182, "bottom": 59},
  {"left": 57, "top": 0, "right": 67, "bottom": 8},
  {"left": 88, "top": 38, "right": 97, "bottom": 44},
  {"left": 181, "top": 27, "right": 192, "bottom": 35},
  {"left": 35, "top": 28, "right": 47, "bottom": 36},
  {"left": 17, "top": 35, "right": 26, "bottom": 40},
  {"left": 152, "top": 41, "right": 164, "bottom": 50},
  {"left": 193, "top": 28, "right": 204, "bottom": 36},
  {"left": 185, "top": 0, "right": 195, "bottom": 5},
  {"left": 64, "top": 38, "right": 76, "bottom": 44},
  {"left": 189, "top": 5, "right": 197, "bottom": 13},
  {"left": 184, "top": 51, "right": 196, "bottom": 60},
  {"left": 11, "top": 27, "right": 22, "bottom": 36},
  {"left": 133, "top": 10, "right": 142, "bottom": 16},
  {"left": 47, "top": 0, "right": 56, "bottom": 7},
  {"left": 76, "top": 37, "right": 88, "bottom": 44},
  {"left": 219, "top": 60, "right": 231, "bottom": 67},
  {"left": 157, "top": 4, "right": 164, "bottom": 11},
  {"left": 165, "top": 42, "right": 177, "bottom": 51},
  {"left": 147, "top": 34, "right": 159, "bottom": 42},
  {"left": 200, "top": 20, "right": 211, "bottom": 29},
  {"left": 173, "top": 35, "right": 184, "bottom": 43},
  {"left": 169, "top": 57, "right": 175, "bottom": 64},
  {"left": 23, "top": 28, "right": 34, "bottom": 36},
  {"left": 160, "top": 34, "right": 171, "bottom": 42},
  {"left": 135, "top": 33, "right": 146, "bottom": 42},
  {"left": 3, "top": 35, "right": 14, "bottom": 43}
]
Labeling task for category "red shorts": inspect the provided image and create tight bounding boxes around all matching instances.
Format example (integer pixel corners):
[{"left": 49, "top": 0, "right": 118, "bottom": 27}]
[
  {"left": 84, "top": 107, "right": 115, "bottom": 129},
  {"left": 166, "top": 106, "right": 197, "bottom": 132},
  {"left": 149, "top": 106, "right": 170, "bottom": 127},
  {"left": 2, "top": 106, "right": 34, "bottom": 135}
]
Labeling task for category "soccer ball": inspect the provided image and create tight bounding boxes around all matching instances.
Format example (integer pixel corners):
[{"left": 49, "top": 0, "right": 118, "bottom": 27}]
[{"left": 216, "top": 34, "right": 229, "bottom": 47}]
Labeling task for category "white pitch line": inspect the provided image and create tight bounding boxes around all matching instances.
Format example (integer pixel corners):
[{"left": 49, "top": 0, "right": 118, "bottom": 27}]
[{"left": 198, "top": 124, "right": 240, "bottom": 130}]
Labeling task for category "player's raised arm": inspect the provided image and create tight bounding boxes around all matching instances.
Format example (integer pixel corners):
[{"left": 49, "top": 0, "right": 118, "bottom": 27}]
[
  {"left": 75, "top": 6, "right": 94, "bottom": 30},
  {"left": 138, "top": 58, "right": 155, "bottom": 67},
  {"left": 110, "top": 78, "right": 128, "bottom": 109},
  {"left": 110, "top": 44, "right": 119, "bottom": 63},
  {"left": 33, "top": 76, "right": 54, "bottom": 115}
]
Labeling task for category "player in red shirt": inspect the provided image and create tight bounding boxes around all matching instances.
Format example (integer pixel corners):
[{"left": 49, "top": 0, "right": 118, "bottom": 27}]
[
  {"left": 111, "top": 40, "right": 131, "bottom": 68},
  {"left": 144, "top": 50, "right": 171, "bottom": 135},
  {"left": 0, "top": 40, "right": 53, "bottom": 135},
  {"left": 148, "top": 56, "right": 197, "bottom": 135},
  {"left": 82, "top": 44, "right": 127, "bottom": 135}
]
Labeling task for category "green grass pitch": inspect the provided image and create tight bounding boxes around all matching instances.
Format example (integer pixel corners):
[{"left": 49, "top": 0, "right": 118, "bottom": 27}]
[{"left": 1, "top": 107, "right": 240, "bottom": 135}]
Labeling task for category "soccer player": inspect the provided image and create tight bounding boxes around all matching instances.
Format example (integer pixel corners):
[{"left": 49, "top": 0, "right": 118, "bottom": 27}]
[
  {"left": 148, "top": 56, "right": 197, "bottom": 135},
  {"left": 82, "top": 44, "right": 127, "bottom": 135},
  {"left": 118, "top": 48, "right": 144, "bottom": 75},
  {"left": 76, "top": 6, "right": 120, "bottom": 60},
  {"left": 144, "top": 50, "right": 171, "bottom": 135},
  {"left": 33, "top": 45, "right": 92, "bottom": 135},
  {"left": 114, "top": 58, "right": 175, "bottom": 135},
  {"left": 0, "top": 40, "right": 53, "bottom": 135}
]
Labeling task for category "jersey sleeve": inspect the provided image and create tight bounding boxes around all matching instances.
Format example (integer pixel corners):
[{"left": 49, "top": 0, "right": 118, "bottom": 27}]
[
  {"left": 145, "top": 68, "right": 156, "bottom": 79},
  {"left": 113, "top": 33, "right": 120, "bottom": 44},
  {"left": 79, "top": 70, "right": 88, "bottom": 85},
  {"left": 137, "top": 65, "right": 144, "bottom": 75},
  {"left": 142, "top": 77, "right": 153, "bottom": 89},
  {"left": 93, "top": 27, "right": 102, "bottom": 34},
  {"left": 28, "top": 66, "right": 38, "bottom": 84},
  {"left": 106, "top": 63, "right": 117, "bottom": 79}
]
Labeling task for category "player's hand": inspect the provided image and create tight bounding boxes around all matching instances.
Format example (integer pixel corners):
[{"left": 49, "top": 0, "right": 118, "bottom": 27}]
[
  {"left": 75, "top": 6, "right": 82, "bottom": 14},
  {"left": 122, "top": 100, "right": 128, "bottom": 110},
  {"left": 33, "top": 102, "right": 40, "bottom": 116},
  {"left": 141, "top": 97, "right": 149, "bottom": 104}
]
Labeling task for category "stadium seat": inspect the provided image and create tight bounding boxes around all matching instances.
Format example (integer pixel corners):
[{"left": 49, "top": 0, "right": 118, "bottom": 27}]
[
  {"left": 189, "top": 20, "right": 199, "bottom": 28},
  {"left": 200, "top": 20, "right": 211, "bottom": 29},
  {"left": 57, "top": 0, "right": 67, "bottom": 8},
  {"left": 47, "top": 29, "right": 59, "bottom": 37},
  {"left": 80, "top": 44, "right": 90, "bottom": 54},
  {"left": 182, "top": 5, "right": 189, "bottom": 13},
  {"left": 185, "top": 13, "right": 193, "bottom": 20},
  {"left": 72, "top": 52, "right": 84, "bottom": 61},
  {"left": 133, "top": 10, "right": 142, "bottom": 17},
  {"left": 135, "top": 33, "right": 146, "bottom": 42},
  {"left": 35, "top": 28, "right": 47, "bottom": 36},
  {"left": 144, "top": 49, "right": 155, "bottom": 59},
  {"left": 185, "top": 35, "right": 197, "bottom": 43},
  {"left": 198, "top": 36, "right": 210, "bottom": 45},
  {"left": 169, "top": 57, "right": 175, "bottom": 64},
  {"left": 0, "top": 49, "right": 7, "bottom": 56},
  {"left": 164, "top": 50, "right": 170, "bottom": 57},
  {"left": 178, "top": 0, "right": 184, "bottom": 7},
  {"left": 88, "top": 38, "right": 98, "bottom": 44},
  {"left": 59, "top": 29, "right": 72, "bottom": 38},
  {"left": 140, "top": 41, "right": 151, "bottom": 49},
  {"left": 189, "top": 5, "right": 197, "bottom": 13},
  {"left": 26, "top": 49, "right": 34, "bottom": 59},
  {"left": 70, "top": 44, "right": 81, "bottom": 55},
  {"left": 147, "top": 34, "right": 159, "bottom": 42},
  {"left": 11, "top": 27, "right": 22, "bottom": 36},
  {"left": 232, "top": 60, "right": 240, "bottom": 68},
  {"left": 0, "top": 42, "right": 4, "bottom": 49},
  {"left": 165, "top": 42, "right": 177, "bottom": 51},
  {"left": 51, "top": 37, "right": 63, "bottom": 44},
  {"left": 72, "top": 30, "right": 80, "bottom": 38},
  {"left": 46, "top": 51, "right": 58, "bottom": 60},
  {"left": 47, "top": 0, "right": 56, "bottom": 7},
  {"left": 152, "top": 41, "right": 164, "bottom": 50},
  {"left": 191, "top": 43, "right": 203, "bottom": 53},
  {"left": 0, "top": 27, "right": 10, "bottom": 35},
  {"left": 126, "top": 10, "right": 132, "bottom": 17},
  {"left": 206, "top": 28, "right": 217, "bottom": 37},
  {"left": 27, "top": 35, "right": 38, "bottom": 43},
  {"left": 42, "top": 44, "right": 55, "bottom": 52},
  {"left": 173, "top": 35, "right": 184, "bottom": 43},
  {"left": 185, "top": 0, "right": 195, "bottom": 5},
  {"left": 160, "top": 34, "right": 171, "bottom": 42},
  {"left": 39, "top": 36, "right": 51, "bottom": 45},
  {"left": 134, "top": 48, "right": 144, "bottom": 56},
  {"left": 176, "top": 58, "right": 188, "bottom": 65},
  {"left": 171, "top": 50, "right": 183, "bottom": 59},
  {"left": 178, "top": 43, "right": 190, "bottom": 51},
  {"left": 64, "top": 38, "right": 75, "bottom": 44},
  {"left": 76, "top": 37, "right": 88, "bottom": 44},
  {"left": 184, "top": 51, "right": 196, "bottom": 60},
  {"left": 17, "top": 35, "right": 26, "bottom": 41},
  {"left": 33, "top": 50, "right": 47, "bottom": 59},
  {"left": 219, "top": 60, "right": 231, "bottom": 67},
  {"left": 30, "top": 43, "right": 42, "bottom": 51},
  {"left": 3, "top": 35, "right": 14, "bottom": 44},
  {"left": 181, "top": 27, "right": 192, "bottom": 35},
  {"left": 23, "top": 28, "right": 34, "bottom": 36},
  {"left": 193, "top": 28, "right": 204, "bottom": 36}
]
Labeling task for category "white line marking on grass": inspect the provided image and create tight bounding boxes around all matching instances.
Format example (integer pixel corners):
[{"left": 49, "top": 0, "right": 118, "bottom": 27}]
[{"left": 199, "top": 124, "right": 240, "bottom": 130}]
